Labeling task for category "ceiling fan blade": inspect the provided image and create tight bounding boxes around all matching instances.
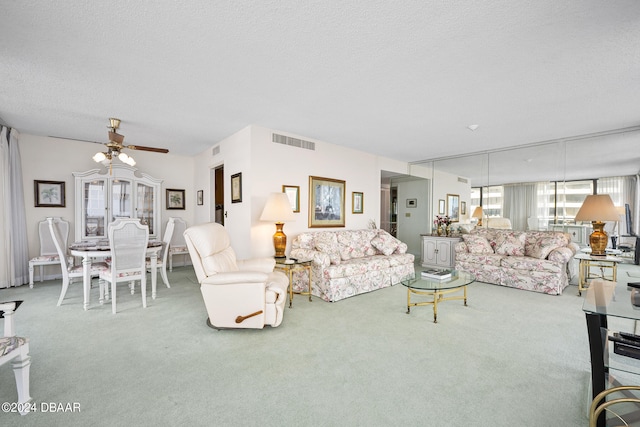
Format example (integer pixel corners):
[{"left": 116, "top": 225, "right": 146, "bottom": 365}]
[
  {"left": 108, "top": 131, "right": 125, "bottom": 145},
  {"left": 126, "top": 144, "right": 169, "bottom": 154}
]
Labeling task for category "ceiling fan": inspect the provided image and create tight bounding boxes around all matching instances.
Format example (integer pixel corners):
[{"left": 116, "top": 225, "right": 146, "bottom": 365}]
[{"left": 92, "top": 118, "right": 169, "bottom": 167}]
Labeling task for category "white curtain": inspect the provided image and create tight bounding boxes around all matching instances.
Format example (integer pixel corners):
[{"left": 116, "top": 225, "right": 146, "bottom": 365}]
[
  {"left": 0, "top": 126, "right": 28, "bottom": 288},
  {"left": 502, "top": 183, "right": 536, "bottom": 231}
]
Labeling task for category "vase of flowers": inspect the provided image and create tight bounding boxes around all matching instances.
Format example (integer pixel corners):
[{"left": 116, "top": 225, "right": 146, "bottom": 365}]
[{"left": 434, "top": 215, "right": 452, "bottom": 236}]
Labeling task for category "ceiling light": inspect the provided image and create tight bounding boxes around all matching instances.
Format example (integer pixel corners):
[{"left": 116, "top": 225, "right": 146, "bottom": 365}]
[
  {"left": 467, "top": 124, "right": 479, "bottom": 131},
  {"left": 92, "top": 152, "right": 107, "bottom": 162}
]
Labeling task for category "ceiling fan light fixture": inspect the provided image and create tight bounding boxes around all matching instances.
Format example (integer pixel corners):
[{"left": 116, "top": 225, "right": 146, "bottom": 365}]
[
  {"left": 118, "top": 152, "right": 136, "bottom": 166},
  {"left": 93, "top": 152, "right": 107, "bottom": 162},
  {"left": 109, "top": 117, "right": 121, "bottom": 130}
]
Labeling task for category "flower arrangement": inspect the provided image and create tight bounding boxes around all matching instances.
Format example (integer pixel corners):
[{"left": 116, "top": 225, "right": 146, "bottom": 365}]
[{"left": 433, "top": 215, "right": 451, "bottom": 227}]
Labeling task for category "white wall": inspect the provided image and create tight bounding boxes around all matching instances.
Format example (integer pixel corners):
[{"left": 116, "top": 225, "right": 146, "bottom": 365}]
[
  {"left": 20, "top": 134, "right": 195, "bottom": 278},
  {"left": 192, "top": 125, "right": 421, "bottom": 259}
]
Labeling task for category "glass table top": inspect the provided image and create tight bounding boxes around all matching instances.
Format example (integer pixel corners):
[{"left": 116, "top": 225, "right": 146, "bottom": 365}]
[
  {"left": 402, "top": 270, "right": 475, "bottom": 291},
  {"left": 582, "top": 279, "right": 640, "bottom": 321}
]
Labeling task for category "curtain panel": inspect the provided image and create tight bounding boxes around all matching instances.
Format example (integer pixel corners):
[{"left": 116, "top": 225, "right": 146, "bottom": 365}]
[{"left": 0, "top": 126, "right": 28, "bottom": 287}]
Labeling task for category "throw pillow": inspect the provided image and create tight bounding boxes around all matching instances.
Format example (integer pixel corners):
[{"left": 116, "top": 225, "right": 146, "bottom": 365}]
[
  {"left": 315, "top": 232, "right": 341, "bottom": 265},
  {"left": 462, "top": 234, "right": 494, "bottom": 254},
  {"left": 494, "top": 232, "right": 526, "bottom": 256},
  {"left": 371, "top": 230, "right": 400, "bottom": 256},
  {"left": 527, "top": 235, "right": 563, "bottom": 259}
]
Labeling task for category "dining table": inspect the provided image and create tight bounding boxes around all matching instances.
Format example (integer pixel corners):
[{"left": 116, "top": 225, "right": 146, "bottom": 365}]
[{"left": 69, "top": 239, "right": 163, "bottom": 310}]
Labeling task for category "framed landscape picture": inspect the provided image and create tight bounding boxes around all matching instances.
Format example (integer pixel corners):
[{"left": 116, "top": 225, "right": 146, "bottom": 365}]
[
  {"left": 166, "top": 189, "right": 185, "bottom": 210},
  {"left": 34, "top": 180, "right": 65, "bottom": 207},
  {"left": 309, "top": 176, "right": 345, "bottom": 228}
]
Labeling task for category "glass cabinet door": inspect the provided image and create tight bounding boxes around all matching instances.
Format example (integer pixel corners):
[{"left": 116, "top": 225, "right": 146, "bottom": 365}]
[
  {"left": 75, "top": 165, "right": 162, "bottom": 241},
  {"left": 83, "top": 179, "right": 108, "bottom": 239},
  {"left": 136, "top": 182, "right": 155, "bottom": 235},
  {"left": 111, "top": 179, "right": 133, "bottom": 221}
]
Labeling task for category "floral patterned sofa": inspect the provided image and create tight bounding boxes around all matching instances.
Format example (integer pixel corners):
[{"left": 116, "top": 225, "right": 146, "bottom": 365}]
[
  {"left": 454, "top": 228, "right": 579, "bottom": 295},
  {"left": 289, "top": 229, "right": 415, "bottom": 302}
]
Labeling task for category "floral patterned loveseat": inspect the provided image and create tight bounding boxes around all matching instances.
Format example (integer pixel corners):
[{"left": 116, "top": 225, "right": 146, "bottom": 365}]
[
  {"left": 454, "top": 228, "right": 579, "bottom": 295},
  {"left": 289, "top": 229, "right": 415, "bottom": 302}
]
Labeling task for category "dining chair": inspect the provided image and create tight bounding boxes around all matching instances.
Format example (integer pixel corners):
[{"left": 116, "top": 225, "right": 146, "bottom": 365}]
[
  {"left": 0, "top": 301, "right": 31, "bottom": 415},
  {"left": 168, "top": 217, "right": 189, "bottom": 271},
  {"left": 101, "top": 219, "right": 149, "bottom": 314},
  {"left": 146, "top": 217, "right": 174, "bottom": 288},
  {"left": 47, "top": 218, "right": 109, "bottom": 307},
  {"left": 29, "top": 218, "right": 72, "bottom": 287}
]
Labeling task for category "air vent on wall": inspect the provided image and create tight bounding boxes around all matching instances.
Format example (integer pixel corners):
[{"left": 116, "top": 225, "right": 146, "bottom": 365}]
[
  {"left": 458, "top": 177, "right": 468, "bottom": 184},
  {"left": 212, "top": 145, "right": 220, "bottom": 156},
  {"left": 272, "top": 133, "right": 316, "bottom": 151}
]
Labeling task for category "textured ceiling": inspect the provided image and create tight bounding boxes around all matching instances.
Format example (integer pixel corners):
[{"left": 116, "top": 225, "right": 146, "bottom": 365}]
[{"left": 1, "top": 1, "right": 639, "bottom": 173}]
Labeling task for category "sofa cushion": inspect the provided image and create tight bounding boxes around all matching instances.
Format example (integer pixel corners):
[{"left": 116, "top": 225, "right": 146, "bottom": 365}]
[
  {"left": 500, "top": 256, "right": 562, "bottom": 273},
  {"left": 455, "top": 252, "right": 503, "bottom": 266},
  {"left": 337, "top": 230, "right": 377, "bottom": 260},
  {"left": 525, "top": 232, "right": 568, "bottom": 259},
  {"left": 371, "top": 230, "right": 401, "bottom": 256},
  {"left": 315, "top": 232, "right": 341, "bottom": 265},
  {"left": 494, "top": 231, "right": 526, "bottom": 256},
  {"left": 462, "top": 234, "right": 494, "bottom": 254}
]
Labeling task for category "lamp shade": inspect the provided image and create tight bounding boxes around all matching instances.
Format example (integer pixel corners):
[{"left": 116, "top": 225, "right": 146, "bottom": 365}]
[
  {"left": 574, "top": 195, "right": 619, "bottom": 222},
  {"left": 471, "top": 206, "right": 483, "bottom": 218},
  {"left": 260, "top": 193, "right": 295, "bottom": 223}
]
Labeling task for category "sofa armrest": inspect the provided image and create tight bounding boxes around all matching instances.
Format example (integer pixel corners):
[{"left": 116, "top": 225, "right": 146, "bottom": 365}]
[
  {"left": 547, "top": 247, "right": 574, "bottom": 264},
  {"left": 454, "top": 242, "right": 468, "bottom": 254},
  {"left": 236, "top": 257, "right": 275, "bottom": 273},
  {"left": 290, "top": 248, "right": 330, "bottom": 267},
  {"left": 201, "top": 271, "right": 270, "bottom": 285}
]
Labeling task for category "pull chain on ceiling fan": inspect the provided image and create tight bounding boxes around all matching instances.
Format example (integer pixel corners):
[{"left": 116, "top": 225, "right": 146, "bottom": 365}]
[{"left": 92, "top": 118, "right": 169, "bottom": 173}]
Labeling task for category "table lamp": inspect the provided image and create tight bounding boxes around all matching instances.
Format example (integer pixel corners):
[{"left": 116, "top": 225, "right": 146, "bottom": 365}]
[
  {"left": 574, "top": 194, "right": 620, "bottom": 255},
  {"left": 472, "top": 206, "right": 483, "bottom": 226},
  {"left": 260, "top": 192, "right": 295, "bottom": 258}
]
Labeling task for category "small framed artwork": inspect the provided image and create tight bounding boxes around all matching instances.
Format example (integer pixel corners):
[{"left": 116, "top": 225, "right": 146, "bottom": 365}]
[
  {"left": 282, "top": 185, "right": 300, "bottom": 213},
  {"left": 447, "top": 193, "right": 460, "bottom": 222},
  {"left": 166, "top": 189, "right": 185, "bottom": 210},
  {"left": 438, "top": 199, "right": 445, "bottom": 215},
  {"left": 461, "top": 201, "right": 466, "bottom": 215},
  {"left": 34, "top": 180, "right": 65, "bottom": 207},
  {"left": 231, "top": 172, "right": 242, "bottom": 203},
  {"left": 309, "top": 176, "right": 345, "bottom": 228},
  {"left": 197, "top": 190, "right": 203, "bottom": 206},
  {"left": 352, "top": 192, "right": 364, "bottom": 214},
  {"left": 406, "top": 198, "right": 417, "bottom": 208}
]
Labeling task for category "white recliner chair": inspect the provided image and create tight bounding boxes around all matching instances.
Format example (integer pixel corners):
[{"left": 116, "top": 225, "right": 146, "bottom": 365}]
[{"left": 183, "top": 222, "right": 289, "bottom": 329}]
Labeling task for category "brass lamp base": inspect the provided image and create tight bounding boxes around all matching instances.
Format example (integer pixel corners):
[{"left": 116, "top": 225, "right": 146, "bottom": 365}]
[
  {"left": 589, "top": 221, "right": 609, "bottom": 256},
  {"left": 272, "top": 222, "right": 287, "bottom": 258}
]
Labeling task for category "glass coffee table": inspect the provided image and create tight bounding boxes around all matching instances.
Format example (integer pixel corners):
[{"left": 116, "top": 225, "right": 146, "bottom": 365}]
[{"left": 401, "top": 270, "right": 475, "bottom": 323}]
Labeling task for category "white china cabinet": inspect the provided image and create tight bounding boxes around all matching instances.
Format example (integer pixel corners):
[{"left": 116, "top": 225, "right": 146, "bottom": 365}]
[{"left": 73, "top": 165, "right": 163, "bottom": 240}]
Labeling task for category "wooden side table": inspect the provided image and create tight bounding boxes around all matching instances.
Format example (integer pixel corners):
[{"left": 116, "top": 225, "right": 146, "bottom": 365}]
[{"left": 275, "top": 260, "right": 312, "bottom": 308}]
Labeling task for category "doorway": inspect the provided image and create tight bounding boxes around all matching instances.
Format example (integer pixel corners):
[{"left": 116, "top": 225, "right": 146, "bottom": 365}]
[{"left": 212, "top": 165, "right": 224, "bottom": 225}]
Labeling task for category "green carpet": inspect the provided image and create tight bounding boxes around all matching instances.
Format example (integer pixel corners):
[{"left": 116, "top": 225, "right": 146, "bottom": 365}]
[{"left": 2, "top": 262, "right": 636, "bottom": 426}]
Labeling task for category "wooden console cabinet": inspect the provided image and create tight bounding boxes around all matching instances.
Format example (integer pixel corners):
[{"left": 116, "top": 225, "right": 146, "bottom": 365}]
[{"left": 420, "top": 235, "right": 461, "bottom": 269}]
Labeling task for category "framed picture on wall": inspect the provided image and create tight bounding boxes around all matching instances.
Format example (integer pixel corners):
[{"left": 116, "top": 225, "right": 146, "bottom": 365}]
[
  {"left": 197, "top": 190, "right": 203, "bottom": 206},
  {"left": 309, "top": 176, "right": 345, "bottom": 228},
  {"left": 406, "top": 198, "right": 417, "bottom": 208},
  {"left": 447, "top": 194, "right": 460, "bottom": 222},
  {"left": 438, "top": 199, "right": 445, "bottom": 215},
  {"left": 461, "top": 201, "right": 466, "bottom": 215},
  {"left": 282, "top": 185, "right": 300, "bottom": 213},
  {"left": 231, "top": 172, "right": 242, "bottom": 203},
  {"left": 352, "top": 192, "right": 364, "bottom": 214},
  {"left": 34, "top": 180, "right": 65, "bottom": 207},
  {"left": 166, "top": 189, "right": 185, "bottom": 210}
]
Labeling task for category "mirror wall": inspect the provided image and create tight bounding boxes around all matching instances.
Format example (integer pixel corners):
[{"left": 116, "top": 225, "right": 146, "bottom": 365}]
[{"left": 417, "top": 127, "right": 640, "bottom": 234}]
